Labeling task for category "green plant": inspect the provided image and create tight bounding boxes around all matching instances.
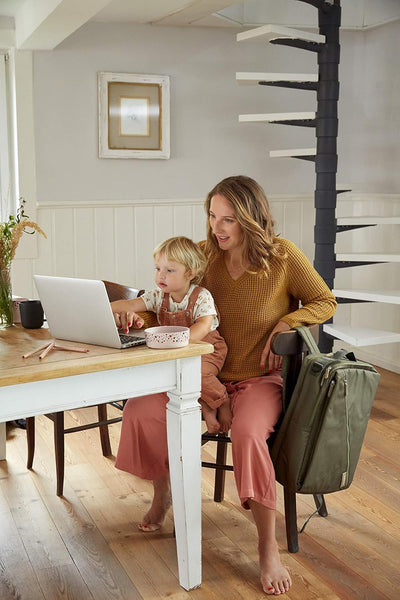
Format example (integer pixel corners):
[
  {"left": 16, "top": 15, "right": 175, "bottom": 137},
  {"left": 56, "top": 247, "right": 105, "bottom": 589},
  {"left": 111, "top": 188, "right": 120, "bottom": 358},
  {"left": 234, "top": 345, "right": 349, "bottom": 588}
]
[{"left": 0, "top": 197, "right": 46, "bottom": 325}]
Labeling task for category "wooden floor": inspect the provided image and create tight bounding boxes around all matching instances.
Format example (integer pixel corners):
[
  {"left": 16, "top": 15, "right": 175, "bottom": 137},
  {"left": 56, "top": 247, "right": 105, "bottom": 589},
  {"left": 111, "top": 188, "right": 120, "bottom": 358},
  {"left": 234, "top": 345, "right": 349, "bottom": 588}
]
[{"left": 1, "top": 366, "right": 399, "bottom": 600}]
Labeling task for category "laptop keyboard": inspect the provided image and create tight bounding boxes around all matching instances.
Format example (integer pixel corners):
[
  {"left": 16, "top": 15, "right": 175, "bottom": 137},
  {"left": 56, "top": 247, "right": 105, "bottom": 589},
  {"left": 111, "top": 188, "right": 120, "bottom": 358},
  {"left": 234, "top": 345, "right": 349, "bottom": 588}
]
[{"left": 119, "top": 334, "right": 146, "bottom": 348}]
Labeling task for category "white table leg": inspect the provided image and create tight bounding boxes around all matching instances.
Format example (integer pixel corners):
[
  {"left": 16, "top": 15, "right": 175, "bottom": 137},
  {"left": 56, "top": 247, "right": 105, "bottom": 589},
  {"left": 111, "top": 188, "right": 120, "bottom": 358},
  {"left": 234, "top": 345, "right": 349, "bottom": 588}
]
[
  {"left": 0, "top": 421, "right": 6, "bottom": 460},
  {"left": 166, "top": 358, "right": 202, "bottom": 591}
]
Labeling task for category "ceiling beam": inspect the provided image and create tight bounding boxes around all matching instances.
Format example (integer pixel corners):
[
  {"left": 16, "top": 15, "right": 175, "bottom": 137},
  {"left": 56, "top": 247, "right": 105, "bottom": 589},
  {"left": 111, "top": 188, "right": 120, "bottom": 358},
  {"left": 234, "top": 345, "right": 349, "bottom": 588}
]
[
  {"left": 14, "top": 0, "right": 112, "bottom": 50},
  {"left": 152, "top": 0, "right": 234, "bottom": 26}
]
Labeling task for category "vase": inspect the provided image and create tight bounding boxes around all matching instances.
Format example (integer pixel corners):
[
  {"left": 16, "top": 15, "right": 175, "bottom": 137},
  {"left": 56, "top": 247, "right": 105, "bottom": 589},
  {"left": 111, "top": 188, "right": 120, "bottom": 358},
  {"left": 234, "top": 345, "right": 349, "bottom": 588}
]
[{"left": 0, "top": 266, "right": 13, "bottom": 328}]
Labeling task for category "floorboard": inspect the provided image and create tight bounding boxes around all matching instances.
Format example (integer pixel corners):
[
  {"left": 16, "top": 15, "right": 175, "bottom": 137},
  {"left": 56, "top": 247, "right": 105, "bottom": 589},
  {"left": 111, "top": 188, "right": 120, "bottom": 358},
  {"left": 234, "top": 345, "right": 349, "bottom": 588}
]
[{"left": 0, "top": 366, "right": 399, "bottom": 599}]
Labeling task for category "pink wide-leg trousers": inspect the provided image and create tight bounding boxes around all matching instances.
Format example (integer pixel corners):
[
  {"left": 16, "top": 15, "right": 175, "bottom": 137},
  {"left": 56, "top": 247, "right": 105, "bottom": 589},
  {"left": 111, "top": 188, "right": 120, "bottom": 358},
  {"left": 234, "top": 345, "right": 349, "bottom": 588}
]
[{"left": 115, "top": 373, "right": 283, "bottom": 510}]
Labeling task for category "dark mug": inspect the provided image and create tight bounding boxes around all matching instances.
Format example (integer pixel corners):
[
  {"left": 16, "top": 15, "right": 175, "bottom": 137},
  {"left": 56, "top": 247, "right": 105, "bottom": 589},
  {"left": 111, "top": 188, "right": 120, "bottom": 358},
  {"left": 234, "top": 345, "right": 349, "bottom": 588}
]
[{"left": 19, "top": 300, "right": 44, "bottom": 329}]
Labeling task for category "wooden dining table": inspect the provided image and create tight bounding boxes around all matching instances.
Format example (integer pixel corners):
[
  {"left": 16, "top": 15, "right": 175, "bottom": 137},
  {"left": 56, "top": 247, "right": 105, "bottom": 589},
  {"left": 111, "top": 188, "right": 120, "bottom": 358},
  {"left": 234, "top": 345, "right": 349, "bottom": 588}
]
[{"left": 0, "top": 324, "right": 213, "bottom": 591}]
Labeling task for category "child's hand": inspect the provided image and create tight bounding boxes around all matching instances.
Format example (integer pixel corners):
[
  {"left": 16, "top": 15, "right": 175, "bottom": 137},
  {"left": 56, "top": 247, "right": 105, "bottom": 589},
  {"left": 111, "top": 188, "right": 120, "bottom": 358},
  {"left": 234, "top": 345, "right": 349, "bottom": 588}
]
[
  {"left": 217, "top": 402, "right": 232, "bottom": 433},
  {"left": 131, "top": 312, "right": 145, "bottom": 329},
  {"left": 113, "top": 310, "right": 144, "bottom": 333}
]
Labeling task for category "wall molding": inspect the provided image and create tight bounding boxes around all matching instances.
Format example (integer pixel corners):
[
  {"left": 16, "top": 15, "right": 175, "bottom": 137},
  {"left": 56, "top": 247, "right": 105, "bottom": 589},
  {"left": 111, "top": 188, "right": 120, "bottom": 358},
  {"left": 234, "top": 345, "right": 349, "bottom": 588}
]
[{"left": 37, "top": 193, "right": 315, "bottom": 209}]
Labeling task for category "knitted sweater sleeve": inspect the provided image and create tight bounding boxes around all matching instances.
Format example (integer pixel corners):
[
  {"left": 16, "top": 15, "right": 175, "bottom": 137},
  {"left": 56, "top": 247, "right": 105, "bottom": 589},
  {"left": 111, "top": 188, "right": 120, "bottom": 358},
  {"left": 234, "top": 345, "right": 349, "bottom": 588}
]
[{"left": 278, "top": 239, "right": 337, "bottom": 328}]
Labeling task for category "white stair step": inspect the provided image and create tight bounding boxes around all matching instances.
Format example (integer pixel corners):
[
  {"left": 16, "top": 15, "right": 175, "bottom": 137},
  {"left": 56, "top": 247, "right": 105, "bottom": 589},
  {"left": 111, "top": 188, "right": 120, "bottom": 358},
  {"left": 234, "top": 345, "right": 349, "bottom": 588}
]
[
  {"left": 239, "top": 111, "right": 315, "bottom": 123},
  {"left": 337, "top": 216, "right": 400, "bottom": 226},
  {"left": 236, "top": 24, "right": 325, "bottom": 45},
  {"left": 336, "top": 183, "right": 353, "bottom": 192},
  {"left": 236, "top": 72, "right": 318, "bottom": 85},
  {"left": 270, "top": 148, "right": 316, "bottom": 158},
  {"left": 336, "top": 253, "right": 400, "bottom": 263},
  {"left": 323, "top": 324, "right": 400, "bottom": 347},
  {"left": 333, "top": 289, "right": 400, "bottom": 304}
]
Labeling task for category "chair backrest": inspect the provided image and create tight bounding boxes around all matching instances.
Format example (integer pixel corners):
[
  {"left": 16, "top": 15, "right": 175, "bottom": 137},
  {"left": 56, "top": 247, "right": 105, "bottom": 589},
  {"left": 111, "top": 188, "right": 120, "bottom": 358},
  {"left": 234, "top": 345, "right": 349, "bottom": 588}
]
[
  {"left": 271, "top": 324, "right": 319, "bottom": 409},
  {"left": 102, "top": 280, "right": 144, "bottom": 302},
  {"left": 271, "top": 324, "right": 319, "bottom": 356},
  {"left": 102, "top": 280, "right": 157, "bottom": 328}
]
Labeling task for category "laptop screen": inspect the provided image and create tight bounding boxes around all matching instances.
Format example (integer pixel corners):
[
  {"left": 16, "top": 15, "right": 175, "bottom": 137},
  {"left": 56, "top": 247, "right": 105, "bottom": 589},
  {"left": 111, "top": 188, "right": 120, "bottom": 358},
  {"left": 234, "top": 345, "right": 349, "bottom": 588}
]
[{"left": 34, "top": 275, "right": 144, "bottom": 349}]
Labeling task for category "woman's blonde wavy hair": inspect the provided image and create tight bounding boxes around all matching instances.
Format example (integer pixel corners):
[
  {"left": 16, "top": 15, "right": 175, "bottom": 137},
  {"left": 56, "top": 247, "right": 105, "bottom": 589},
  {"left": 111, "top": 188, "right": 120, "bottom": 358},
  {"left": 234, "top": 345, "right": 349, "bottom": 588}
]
[
  {"left": 153, "top": 236, "right": 207, "bottom": 285},
  {"left": 203, "top": 175, "right": 285, "bottom": 275}
]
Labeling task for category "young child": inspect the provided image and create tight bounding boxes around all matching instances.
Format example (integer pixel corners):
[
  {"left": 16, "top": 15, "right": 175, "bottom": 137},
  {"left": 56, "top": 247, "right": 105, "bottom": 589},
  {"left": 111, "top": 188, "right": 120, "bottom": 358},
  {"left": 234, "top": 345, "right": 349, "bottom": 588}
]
[{"left": 111, "top": 236, "right": 231, "bottom": 433}]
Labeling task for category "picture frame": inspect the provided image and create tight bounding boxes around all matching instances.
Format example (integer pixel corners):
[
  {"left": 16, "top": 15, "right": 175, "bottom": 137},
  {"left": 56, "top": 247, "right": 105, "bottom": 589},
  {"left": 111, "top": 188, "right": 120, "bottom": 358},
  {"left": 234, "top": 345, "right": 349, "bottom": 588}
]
[{"left": 98, "top": 72, "right": 170, "bottom": 159}]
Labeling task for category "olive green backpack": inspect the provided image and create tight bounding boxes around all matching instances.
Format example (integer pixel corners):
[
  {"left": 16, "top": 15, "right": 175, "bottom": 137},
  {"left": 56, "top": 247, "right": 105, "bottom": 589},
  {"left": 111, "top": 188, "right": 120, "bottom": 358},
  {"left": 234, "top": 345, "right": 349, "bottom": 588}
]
[{"left": 270, "top": 325, "right": 381, "bottom": 494}]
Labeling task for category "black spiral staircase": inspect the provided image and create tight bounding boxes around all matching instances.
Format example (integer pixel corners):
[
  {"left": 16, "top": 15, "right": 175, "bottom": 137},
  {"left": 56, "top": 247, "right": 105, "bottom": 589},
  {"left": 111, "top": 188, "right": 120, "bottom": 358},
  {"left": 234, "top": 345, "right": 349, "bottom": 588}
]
[
  {"left": 238, "top": 0, "right": 341, "bottom": 351},
  {"left": 237, "top": 0, "right": 400, "bottom": 354}
]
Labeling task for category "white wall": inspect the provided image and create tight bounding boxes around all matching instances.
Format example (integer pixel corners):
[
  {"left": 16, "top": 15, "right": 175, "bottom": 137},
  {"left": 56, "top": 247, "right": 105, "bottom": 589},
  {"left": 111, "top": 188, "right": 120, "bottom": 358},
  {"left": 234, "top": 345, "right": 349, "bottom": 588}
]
[
  {"left": 29, "top": 20, "right": 400, "bottom": 204},
  {"left": 338, "top": 20, "right": 400, "bottom": 193},
  {"left": 32, "top": 21, "right": 320, "bottom": 202}
]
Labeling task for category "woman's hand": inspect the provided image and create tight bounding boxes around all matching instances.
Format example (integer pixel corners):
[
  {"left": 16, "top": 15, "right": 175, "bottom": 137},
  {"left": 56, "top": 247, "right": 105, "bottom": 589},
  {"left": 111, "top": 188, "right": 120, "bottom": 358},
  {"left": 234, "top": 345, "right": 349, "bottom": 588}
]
[
  {"left": 113, "top": 310, "right": 144, "bottom": 333},
  {"left": 260, "top": 320, "right": 291, "bottom": 372}
]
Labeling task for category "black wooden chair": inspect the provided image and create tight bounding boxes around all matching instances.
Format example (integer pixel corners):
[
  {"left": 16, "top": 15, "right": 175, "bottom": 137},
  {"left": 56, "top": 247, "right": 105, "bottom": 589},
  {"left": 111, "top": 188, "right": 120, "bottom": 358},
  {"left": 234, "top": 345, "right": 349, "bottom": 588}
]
[
  {"left": 25, "top": 280, "right": 144, "bottom": 496},
  {"left": 201, "top": 324, "right": 328, "bottom": 553}
]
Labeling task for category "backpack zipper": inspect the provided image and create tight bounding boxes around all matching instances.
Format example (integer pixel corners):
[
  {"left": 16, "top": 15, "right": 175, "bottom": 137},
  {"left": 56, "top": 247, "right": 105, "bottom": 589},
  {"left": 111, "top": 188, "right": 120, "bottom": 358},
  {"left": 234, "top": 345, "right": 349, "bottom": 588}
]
[
  {"left": 322, "top": 365, "right": 331, "bottom": 385},
  {"left": 341, "top": 374, "right": 350, "bottom": 488}
]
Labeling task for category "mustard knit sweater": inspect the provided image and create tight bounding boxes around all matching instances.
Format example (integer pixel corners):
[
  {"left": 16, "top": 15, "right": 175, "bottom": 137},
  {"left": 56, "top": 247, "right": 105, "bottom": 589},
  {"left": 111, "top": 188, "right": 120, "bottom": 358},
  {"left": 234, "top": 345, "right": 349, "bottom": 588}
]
[{"left": 201, "top": 237, "right": 337, "bottom": 381}]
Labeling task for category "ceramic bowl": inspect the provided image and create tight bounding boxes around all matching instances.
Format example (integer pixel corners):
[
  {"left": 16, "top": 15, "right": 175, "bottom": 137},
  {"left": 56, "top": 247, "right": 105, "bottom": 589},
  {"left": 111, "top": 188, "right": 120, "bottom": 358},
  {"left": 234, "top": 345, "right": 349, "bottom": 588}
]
[{"left": 144, "top": 325, "right": 190, "bottom": 349}]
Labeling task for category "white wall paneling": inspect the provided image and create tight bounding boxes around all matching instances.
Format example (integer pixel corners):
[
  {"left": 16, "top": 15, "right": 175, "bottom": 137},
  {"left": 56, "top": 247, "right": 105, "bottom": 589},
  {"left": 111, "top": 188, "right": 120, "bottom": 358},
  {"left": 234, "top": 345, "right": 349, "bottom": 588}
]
[
  {"left": 11, "top": 193, "right": 400, "bottom": 373},
  {"left": 12, "top": 194, "right": 314, "bottom": 298}
]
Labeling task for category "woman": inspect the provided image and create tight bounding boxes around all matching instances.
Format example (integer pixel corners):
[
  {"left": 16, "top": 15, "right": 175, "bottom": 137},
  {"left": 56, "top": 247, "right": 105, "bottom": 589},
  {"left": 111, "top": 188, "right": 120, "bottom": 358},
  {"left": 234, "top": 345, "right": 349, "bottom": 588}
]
[{"left": 114, "top": 175, "right": 337, "bottom": 596}]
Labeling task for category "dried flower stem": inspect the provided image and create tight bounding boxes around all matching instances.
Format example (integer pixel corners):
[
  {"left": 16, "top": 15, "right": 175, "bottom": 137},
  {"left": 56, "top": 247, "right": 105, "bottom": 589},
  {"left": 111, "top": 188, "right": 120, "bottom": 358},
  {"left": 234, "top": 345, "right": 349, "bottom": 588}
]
[
  {"left": 0, "top": 203, "right": 47, "bottom": 272},
  {"left": 0, "top": 197, "right": 47, "bottom": 326}
]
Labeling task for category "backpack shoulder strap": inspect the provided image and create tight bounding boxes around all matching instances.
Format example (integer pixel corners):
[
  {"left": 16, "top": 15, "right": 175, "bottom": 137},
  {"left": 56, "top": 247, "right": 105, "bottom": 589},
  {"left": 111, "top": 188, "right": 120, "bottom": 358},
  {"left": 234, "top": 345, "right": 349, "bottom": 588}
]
[{"left": 294, "top": 325, "right": 320, "bottom": 354}]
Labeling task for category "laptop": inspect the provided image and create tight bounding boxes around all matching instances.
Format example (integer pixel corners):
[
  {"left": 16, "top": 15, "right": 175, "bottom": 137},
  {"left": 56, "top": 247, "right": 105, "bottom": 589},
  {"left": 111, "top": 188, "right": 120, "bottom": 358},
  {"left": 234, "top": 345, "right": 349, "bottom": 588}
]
[{"left": 34, "top": 275, "right": 147, "bottom": 349}]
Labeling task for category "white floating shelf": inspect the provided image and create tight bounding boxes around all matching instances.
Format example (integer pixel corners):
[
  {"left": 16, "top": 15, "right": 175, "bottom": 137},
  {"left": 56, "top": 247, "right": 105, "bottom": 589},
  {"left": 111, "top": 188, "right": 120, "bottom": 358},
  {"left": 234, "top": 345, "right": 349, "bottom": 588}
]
[
  {"left": 337, "top": 216, "right": 400, "bottom": 226},
  {"left": 336, "top": 253, "right": 400, "bottom": 262},
  {"left": 323, "top": 324, "right": 400, "bottom": 347},
  {"left": 237, "top": 24, "right": 325, "bottom": 45},
  {"left": 236, "top": 72, "right": 318, "bottom": 85},
  {"left": 239, "top": 111, "right": 315, "bottom": 123},
  {"left": 333, "top": 289, "right": 400, "bottom": 304},
  {"left": 270, "top": 148, "right": 316, "bottom": 158}
]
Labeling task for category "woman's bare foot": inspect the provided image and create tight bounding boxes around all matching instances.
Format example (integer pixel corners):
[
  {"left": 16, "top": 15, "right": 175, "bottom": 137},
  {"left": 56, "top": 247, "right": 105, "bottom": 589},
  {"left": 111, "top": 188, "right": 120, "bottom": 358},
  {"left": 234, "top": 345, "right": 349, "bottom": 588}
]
[
  {"left": 259, "top": 540, "right": 292, "bottom": 595},
  {"left": 138, "top": 475, "right": 172, "bottom": 532},
  {"left": 248, "top": 500, "right": 292, "bottom": 595}
]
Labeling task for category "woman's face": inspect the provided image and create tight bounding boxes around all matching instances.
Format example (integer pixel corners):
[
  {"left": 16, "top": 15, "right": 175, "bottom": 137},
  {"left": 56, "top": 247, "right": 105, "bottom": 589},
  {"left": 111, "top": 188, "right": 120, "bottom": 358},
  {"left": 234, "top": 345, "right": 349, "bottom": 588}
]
[{"left": 209, "top": 194, "right": 243, "bottom": 252}]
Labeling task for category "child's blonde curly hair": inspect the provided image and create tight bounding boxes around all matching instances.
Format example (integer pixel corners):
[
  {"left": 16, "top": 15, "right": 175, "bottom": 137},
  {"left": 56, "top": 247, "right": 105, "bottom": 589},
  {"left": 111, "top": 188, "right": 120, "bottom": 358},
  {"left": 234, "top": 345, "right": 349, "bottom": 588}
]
[{"left": 153, "top": 236, "right": 207, "bottom": 285}]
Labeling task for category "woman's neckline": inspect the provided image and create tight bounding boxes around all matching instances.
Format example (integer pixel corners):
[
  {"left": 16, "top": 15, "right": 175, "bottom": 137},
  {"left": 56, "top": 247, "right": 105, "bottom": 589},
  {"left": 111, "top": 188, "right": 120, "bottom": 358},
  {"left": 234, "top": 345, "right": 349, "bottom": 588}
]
[{"left": 223, "top": 253, "right": 250, "bottom": 282}]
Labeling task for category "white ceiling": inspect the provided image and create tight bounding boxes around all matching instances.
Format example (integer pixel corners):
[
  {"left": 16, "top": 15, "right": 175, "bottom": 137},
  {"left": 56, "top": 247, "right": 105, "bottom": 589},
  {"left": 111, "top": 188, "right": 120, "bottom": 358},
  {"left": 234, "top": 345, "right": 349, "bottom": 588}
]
[{"left": 0, "top": 0, "right": 399, "bottom": 50}]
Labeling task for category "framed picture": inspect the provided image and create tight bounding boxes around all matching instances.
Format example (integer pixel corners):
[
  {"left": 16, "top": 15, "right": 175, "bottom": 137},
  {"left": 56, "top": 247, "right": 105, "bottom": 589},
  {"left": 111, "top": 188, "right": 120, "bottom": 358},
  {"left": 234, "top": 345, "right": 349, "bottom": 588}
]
[{"left": 98, "top": 72, "right": 170, "bottom": 159}]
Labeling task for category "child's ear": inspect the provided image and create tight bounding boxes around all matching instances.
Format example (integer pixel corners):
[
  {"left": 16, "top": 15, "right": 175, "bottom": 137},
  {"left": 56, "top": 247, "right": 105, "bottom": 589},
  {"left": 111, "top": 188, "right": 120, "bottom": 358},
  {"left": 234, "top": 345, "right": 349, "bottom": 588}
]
[{"left": 186, "top": 268, "right": 195, "bottom": 281}]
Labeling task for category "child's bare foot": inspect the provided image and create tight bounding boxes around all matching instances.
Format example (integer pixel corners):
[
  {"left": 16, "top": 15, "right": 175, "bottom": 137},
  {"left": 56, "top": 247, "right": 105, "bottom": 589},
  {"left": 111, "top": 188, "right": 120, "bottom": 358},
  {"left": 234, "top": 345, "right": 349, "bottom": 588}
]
[
  {"left": 203, "top": 410, "right": 220, "bottom": 434},
  {"left": 259, "top": 541, "right": 292, "bottom": 595},
  {"left": 138, "top": 475, "right": 172, "bottom": 532},
  {"left": 138, "top": 522, "right": 162, "bottom": 532},
  {"left": 217, "top": 401, "right": 232, "bottom": 433}
]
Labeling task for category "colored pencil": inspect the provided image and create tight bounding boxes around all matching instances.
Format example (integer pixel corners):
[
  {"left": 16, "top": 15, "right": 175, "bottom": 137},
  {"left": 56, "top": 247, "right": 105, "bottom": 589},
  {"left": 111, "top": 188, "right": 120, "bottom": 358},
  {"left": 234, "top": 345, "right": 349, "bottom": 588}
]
[
  {"left": 39, "top": 341, "right": 55, "bottom": 360},
  {"left": 22, "top": 341, "right": 53, "bottom": 359},
  {"left": 54, "top": 344, "right": 89, "bottom": 353}
]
